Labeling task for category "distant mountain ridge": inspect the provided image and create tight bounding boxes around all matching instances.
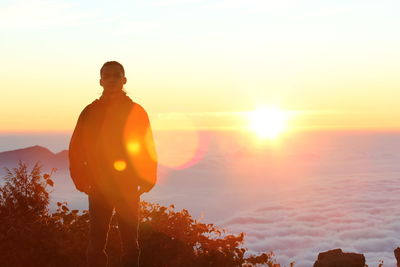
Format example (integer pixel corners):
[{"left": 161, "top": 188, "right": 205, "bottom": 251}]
[{"left": 0, "top": 145, "right": 68, "bottom": 172}]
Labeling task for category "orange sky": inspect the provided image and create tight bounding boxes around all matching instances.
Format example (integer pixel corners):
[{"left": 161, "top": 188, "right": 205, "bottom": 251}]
[{"left": 2, "top": 0, "right": 400, "bottom": 132}]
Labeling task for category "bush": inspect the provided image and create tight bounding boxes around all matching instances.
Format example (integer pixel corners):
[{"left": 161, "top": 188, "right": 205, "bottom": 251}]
[{"left": 0, "top": 162, "right": 283, "bottom": 267}]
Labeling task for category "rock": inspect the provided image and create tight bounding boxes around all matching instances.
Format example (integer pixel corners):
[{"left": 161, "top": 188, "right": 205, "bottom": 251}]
[
  {"left": 394, "top": 247, "right": 400, "bottom": 267},
  {"left": 313, "top": 248, "right": 365, "bottom": 267}
]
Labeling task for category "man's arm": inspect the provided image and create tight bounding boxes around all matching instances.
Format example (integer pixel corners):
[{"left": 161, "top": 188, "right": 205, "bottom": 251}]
[
  {"left": 125, "top": 103, "right": 158, "bottom": 194},
  {"left": 69, "top": 106, "right": 92, "bottom": 194},
  {"left": 138, "top": 112, "right": 157, "bottom": 194}
]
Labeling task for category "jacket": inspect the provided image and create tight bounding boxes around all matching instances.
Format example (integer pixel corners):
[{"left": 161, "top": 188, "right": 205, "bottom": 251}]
[{"left": 68, "top": 91, "right": 157, "bottom": 196}]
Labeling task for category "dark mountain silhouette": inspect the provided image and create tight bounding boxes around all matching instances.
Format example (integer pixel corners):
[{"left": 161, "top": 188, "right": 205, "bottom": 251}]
[{"left": 0, "top": 145, "right": 68, "bottom": 173}]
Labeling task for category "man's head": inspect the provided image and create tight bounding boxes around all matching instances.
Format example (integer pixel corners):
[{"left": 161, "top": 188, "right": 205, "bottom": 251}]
[{"left": 99, "top": 61, "right": 127, "bottom": 92}]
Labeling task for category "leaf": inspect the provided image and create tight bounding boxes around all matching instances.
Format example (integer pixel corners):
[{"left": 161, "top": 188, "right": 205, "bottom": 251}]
[
  {"left": 43, "top": 174, "right": 50, "bottom": 179},
  {"left": 62, "top": 205, "right": 69, "bottom": 212},
  {"left": 46, "top": 179, "right": 54, "bottom": 186}
]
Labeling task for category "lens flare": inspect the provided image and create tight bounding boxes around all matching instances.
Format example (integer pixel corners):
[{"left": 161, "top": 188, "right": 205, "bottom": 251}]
[
  {"left": 123, "top": 104, "right": 158, "bottom": 186},
  {"left": 151, "top": 113, "right": 201, "bottom": 169},
  {"left": 127, "top": 141, "right": 141, "bottom": 154},
  {"left": 113, "top": 160, "right": 127, "bottom": 171}
]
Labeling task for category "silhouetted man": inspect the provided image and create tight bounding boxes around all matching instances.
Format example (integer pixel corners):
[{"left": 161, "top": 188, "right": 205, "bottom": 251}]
[{"left": 69, "top": 61, "right": 157, "bottom": 267}]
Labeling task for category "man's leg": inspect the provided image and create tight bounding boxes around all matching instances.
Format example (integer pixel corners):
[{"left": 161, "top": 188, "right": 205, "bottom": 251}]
[
  {"left": 87, "top": 192, "right": 114, "bottom": 267},
  {"left": 115, "top": 194, "right": 140, "bottom": 267}
]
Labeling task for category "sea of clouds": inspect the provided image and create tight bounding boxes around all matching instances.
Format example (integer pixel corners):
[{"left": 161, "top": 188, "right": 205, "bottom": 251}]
[{"left": 2, "top": 130, "right": 400, "bottom": 266}]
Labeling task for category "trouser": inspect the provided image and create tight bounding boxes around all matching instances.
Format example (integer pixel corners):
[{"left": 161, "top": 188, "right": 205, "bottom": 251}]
[{"left": 86, "top": 190, "right": 140, "bottom": 267}]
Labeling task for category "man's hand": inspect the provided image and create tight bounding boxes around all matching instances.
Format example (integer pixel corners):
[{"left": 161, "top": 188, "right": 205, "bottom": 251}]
[{"left": 138, "top": 186, "right": 148, "bottom": 195}]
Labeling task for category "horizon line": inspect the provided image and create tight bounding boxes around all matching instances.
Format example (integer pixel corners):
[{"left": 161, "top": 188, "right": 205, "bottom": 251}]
[{"left": 1, "top": 127, "right": 400, "bottom": 134}]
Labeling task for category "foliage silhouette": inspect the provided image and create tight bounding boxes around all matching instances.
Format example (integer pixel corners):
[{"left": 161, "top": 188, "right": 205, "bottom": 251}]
[{"left": 0, "top": 162, "right": 284, "bottom": 266}]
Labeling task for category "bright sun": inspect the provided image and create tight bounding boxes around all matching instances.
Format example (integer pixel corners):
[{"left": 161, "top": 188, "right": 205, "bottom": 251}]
[{"left": 247, "top": 106, "right": 290, "bottom": 139}]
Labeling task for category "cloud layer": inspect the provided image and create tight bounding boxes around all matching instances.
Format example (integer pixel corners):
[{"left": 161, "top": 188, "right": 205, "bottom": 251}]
[
  {"left": 150, "top": 131, "right": 400, "bottom": 266},
  {"left": 5, "top": 130, "right": 400, "bottom": 266}
]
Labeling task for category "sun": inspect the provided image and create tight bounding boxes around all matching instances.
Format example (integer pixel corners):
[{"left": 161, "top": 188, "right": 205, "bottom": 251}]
[{"left": 247, "top": 106, "right": 290, "bottom": 139}]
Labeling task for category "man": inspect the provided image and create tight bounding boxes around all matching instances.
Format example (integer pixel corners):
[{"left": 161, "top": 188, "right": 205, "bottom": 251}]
[{"left": 69, "top": 61, "right": 157, "bottom": 267}]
